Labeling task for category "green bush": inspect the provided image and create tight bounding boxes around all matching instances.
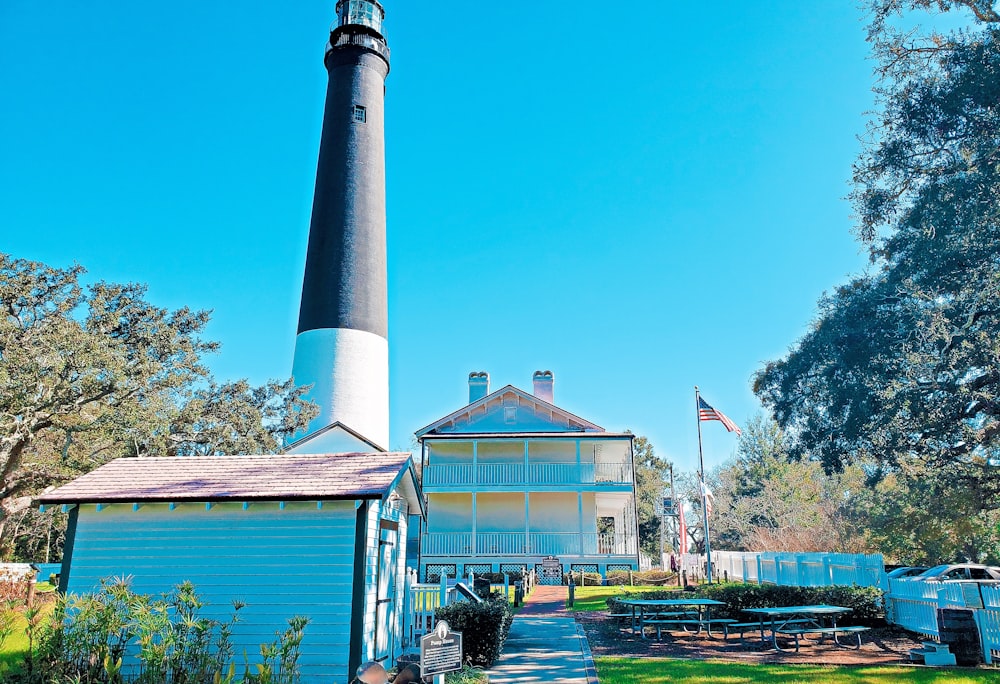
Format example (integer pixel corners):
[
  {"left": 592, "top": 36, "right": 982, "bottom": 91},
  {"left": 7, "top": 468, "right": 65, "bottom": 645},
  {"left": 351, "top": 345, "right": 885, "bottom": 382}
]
[
  {"left": 604, "top": 570, "right": 676, "bottom": 586},
  {"left": 8, "top": 577, "right": 310, "bottom": 683},
  {"left": 434, "top": 593, "right": 513, "bottom": 668},
  {"left": 563, "top": 572, "right": 602, "bottom": 586},
  {"left": 607, "top": 583, "right": 886, "bottom": 627}
]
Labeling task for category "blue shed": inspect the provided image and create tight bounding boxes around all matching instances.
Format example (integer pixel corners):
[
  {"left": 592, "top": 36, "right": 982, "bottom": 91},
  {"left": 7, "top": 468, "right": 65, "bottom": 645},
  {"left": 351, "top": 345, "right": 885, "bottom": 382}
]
[{"left": 37, "top": 452, "right": 423, "bottom": 682}]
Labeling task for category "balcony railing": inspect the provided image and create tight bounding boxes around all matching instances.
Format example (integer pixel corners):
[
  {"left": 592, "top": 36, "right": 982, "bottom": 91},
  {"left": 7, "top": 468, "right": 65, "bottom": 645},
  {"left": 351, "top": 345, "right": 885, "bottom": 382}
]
[
  {"left": 423, "top": 461, "right": 632, "bottom": 487},
  {"left": 421, "top": 532, "right": 638, "bottom": 557}
]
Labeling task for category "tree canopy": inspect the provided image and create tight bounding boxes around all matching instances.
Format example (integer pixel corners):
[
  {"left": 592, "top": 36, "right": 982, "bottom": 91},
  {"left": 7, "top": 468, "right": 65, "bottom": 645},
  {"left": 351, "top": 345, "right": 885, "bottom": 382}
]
[
  {"left": 0, "top": 253, "right": 317, "bottom": 558},
  {"left": 630, "top": 435, "right": 672, "bottom": 561},
  {"left": 753, "top": 3, "right": 1000, "bottom": 562},
  {"left": 705, "top": 416, "right": 867, "bottom": 554}
]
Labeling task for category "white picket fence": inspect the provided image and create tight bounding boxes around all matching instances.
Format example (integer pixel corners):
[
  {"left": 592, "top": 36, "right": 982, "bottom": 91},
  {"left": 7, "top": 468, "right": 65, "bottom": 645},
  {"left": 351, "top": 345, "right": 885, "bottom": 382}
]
[
  {"left": 885, "top": 579, "right": 1000, "bottom": 664},
  {"left": 712, "top": 551, "right": 886, "bottom": 589},
  {"left": 401, "top": 568, "right": 535, "bottom": 651}
]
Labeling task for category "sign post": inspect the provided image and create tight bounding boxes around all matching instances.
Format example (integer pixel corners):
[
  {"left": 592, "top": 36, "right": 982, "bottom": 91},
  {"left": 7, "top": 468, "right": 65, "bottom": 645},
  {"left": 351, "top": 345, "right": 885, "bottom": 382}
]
[
  {"left": 420, "top": 620, "right": 463, "bottom": 684},
  {"left": 540, "top": 555, "right": 562, "bottom": 584}
]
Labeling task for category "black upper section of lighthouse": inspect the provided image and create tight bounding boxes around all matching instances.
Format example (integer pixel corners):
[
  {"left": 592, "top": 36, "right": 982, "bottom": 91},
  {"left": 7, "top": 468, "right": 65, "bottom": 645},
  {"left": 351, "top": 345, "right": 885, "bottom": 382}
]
[{"left": 296, "top": 0, "right": 390, "bottom": 338}]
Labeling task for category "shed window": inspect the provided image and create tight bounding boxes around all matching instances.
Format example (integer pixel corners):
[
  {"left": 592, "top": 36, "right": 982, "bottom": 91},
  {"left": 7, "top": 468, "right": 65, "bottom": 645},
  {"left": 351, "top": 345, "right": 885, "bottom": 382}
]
[{"left": 353, "top": 105, "right": 367, "bottom": 123}]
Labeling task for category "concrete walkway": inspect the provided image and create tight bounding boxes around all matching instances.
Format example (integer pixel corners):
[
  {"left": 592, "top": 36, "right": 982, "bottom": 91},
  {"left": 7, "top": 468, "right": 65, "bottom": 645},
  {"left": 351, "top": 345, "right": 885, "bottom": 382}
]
[{"left": 486, "top": 586, "right": 598, "bottom": 684}]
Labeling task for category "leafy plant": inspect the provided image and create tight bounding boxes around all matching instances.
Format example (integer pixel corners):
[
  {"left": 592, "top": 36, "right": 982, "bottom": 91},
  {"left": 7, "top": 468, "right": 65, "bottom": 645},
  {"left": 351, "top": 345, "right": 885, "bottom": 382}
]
[
  {"left": 6, "top": 577, "right": 309, "bottom": 684},
  {"left": 434, "top": 593, "right": 513, "bottom": 668}
]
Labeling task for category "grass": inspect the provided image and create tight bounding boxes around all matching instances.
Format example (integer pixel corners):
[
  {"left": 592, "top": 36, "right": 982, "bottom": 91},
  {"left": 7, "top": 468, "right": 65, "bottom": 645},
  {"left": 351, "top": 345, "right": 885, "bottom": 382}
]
[
  {"left": 569, "top": 585, "right": 680, "bottom": 612},
  {"left": 444, "top": 665, "right": 489, "bottom": 683},
  {"left": 595, "top": 657, "right": 999, "bottom": 683},
  {"left": 0, "top": 584, "right": 57, "bottom": 674}
]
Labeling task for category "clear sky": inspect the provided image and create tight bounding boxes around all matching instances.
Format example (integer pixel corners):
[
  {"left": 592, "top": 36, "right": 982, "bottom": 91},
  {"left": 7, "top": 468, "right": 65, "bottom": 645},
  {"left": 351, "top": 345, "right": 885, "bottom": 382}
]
[{"left": 3, "top": 1, "right": 887, "bottom": 473}]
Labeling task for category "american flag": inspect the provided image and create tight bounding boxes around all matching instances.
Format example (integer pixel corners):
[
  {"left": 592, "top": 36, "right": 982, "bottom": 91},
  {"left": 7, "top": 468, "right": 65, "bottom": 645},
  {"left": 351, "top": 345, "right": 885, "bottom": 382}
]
[{"left": 698, "top": 396, "right": 742, "bottom": 436}]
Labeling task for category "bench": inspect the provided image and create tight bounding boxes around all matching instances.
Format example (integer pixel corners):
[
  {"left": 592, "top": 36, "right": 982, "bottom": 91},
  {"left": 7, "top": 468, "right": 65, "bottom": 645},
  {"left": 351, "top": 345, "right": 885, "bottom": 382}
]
[
  {"left": 775, "top": 626, "right": 870, "bottom": 651},
  {"left": 644, "top": 618, "right": 736, "bottom": 639},
  {"left": 727, "top": 618, "right": 814, "bottom": 642}
]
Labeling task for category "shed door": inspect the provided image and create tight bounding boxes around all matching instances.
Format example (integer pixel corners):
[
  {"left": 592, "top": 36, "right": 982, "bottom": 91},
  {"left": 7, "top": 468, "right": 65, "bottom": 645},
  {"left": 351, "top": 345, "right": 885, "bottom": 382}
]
[{"left": 375, "top": 519, "right": 399, "bottom": 662}]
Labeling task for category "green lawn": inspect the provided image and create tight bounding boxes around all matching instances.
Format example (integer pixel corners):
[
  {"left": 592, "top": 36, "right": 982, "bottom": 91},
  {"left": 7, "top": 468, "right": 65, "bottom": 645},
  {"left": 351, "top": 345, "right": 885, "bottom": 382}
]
[
  {"left": 0, "top": 584, "right": 56, "bottom": 675},
  {"left": 596, "top": 657, "right": 999, "bottom": 683},
  {"left": 0, "top": 609, "right": 29, "bottom": 673},
  {"left": 569, "top": 585, "right": 680, "bottom": 612}
]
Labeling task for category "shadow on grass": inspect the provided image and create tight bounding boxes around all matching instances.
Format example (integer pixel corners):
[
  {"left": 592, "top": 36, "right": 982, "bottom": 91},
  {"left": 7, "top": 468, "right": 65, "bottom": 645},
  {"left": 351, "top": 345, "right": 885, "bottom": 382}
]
[{"left": 596, "top": 657, "right": 998, "bottom": 684}]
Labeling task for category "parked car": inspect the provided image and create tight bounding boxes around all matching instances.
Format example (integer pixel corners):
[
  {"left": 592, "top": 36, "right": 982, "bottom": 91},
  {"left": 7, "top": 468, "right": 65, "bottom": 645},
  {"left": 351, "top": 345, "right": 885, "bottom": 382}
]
[
  {"left": 912, "top": 564, "right": 1000, "bottom": 582},
  {"left": 887, "top": 566, "right": 929, "bottom": 580}
]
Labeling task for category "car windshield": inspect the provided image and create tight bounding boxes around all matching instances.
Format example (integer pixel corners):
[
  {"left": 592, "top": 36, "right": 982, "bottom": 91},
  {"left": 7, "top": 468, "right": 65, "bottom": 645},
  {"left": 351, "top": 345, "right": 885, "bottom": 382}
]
[{"left": 916, "top": 565, "right": 950, "bottom": 578}]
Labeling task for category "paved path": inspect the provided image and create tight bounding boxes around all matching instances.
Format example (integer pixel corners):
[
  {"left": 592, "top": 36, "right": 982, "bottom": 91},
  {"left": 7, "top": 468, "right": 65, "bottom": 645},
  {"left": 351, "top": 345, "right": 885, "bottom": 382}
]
[{"left": 486, "top": 586, "right": 598, "bottom": 683}]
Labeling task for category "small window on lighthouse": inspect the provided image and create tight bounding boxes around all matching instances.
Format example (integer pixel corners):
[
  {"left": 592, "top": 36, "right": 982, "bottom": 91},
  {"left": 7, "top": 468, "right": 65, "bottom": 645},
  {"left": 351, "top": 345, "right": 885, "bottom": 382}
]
[{"left": 353, "top": 105, "right": 367, "bottom": 123}]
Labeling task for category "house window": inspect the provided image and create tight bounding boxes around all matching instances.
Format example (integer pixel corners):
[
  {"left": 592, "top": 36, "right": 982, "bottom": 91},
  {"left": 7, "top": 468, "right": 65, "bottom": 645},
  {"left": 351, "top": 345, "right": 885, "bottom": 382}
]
[
  {"left": 503, "top": 406, "right": 517, "bottom": 423},
  {"left": 353, "top": 105, "right": 367, "bottom": 123}
]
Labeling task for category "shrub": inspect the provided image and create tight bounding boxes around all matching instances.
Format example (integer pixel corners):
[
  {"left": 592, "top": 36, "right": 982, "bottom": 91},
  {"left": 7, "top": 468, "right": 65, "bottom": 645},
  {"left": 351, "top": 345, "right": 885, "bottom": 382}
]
[
  {"left": 606, "top": 583, "right": 886, "bottom": 626},
  {"left": 434, "top": 593, "right": 513, "bottom": 668},
  {"left": 563, "top": 572, "right": 602, "bottom": 586},
  {"left": 0, "top": 572, "right": 33, "bottom": 604},
  {"left": 604, "top": 569, "right": 677, "bottom": 586},
  {"left": 9, "top": 577, "right": 310, "bottom": 683}
]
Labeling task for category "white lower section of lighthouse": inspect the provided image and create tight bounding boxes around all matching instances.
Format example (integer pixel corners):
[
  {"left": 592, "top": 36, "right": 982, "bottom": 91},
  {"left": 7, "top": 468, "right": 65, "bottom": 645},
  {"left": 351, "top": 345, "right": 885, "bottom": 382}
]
[{"left": 291, "top": 328, "right": 389, "bottom": 449}]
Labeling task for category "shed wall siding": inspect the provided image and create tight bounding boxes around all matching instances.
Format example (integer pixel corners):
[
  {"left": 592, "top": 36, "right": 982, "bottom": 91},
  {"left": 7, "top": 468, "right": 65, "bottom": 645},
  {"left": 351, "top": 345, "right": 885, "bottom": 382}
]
[{"left": 68, "top": 502, "right": 357, "bottom": 682}]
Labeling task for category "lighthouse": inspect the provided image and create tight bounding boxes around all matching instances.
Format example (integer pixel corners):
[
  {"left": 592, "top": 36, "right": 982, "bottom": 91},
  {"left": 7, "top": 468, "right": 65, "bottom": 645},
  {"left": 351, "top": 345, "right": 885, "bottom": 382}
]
[{"left": 291, "top": 0, "right": 390, "bottom": 448}]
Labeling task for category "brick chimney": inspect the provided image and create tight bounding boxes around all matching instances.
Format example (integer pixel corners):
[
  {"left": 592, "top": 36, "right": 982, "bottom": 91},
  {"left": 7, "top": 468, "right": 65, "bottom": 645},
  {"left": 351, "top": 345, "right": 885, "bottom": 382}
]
[
  {"left": 532, "top": 370, "right": 554, "bottom": 403},
  {"left": 469, "top": 372, "right": 490, "bottom": 403}
]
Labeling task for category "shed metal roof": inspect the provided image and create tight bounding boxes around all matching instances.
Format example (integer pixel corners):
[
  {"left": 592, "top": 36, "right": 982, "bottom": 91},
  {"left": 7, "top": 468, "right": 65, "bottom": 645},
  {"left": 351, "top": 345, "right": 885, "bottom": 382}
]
[{"left": 36, "top": 453, "right": 414, "bottom": 504}]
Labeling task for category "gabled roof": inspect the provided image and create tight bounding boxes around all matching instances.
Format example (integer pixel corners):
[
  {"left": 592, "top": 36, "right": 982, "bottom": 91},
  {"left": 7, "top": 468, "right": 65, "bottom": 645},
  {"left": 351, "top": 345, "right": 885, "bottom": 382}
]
[
  {"left": 36, "top": 453, "right": 416, "bottom": 506},
  {"left": 415, "top": 384, "right": 604, "bottom": 437},
  {"left": 283, "top": 421, "right": 386, "bottom": 453}
]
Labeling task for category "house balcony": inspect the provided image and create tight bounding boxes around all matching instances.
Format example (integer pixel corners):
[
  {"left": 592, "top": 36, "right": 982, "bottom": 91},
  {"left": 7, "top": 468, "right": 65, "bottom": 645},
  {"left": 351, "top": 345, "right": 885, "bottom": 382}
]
[
  {"left": 421, "top": 462, "right": 633, "bottom": 491},
  {"left": 421, "top": 531, "right": 638, "bottom": 557}
]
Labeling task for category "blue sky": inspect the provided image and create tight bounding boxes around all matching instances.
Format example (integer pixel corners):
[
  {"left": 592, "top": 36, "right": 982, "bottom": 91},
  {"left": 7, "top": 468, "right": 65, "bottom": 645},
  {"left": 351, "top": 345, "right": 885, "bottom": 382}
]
[{"left": 3, "top": 1, "right": 898, "bottom": 473}]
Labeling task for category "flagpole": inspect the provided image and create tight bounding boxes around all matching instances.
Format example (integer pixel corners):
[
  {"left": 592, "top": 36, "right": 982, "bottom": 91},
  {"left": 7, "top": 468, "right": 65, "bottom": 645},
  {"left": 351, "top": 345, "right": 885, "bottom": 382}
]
[{"left": 695, "top": 386, "right": 713, "bottom": 584}]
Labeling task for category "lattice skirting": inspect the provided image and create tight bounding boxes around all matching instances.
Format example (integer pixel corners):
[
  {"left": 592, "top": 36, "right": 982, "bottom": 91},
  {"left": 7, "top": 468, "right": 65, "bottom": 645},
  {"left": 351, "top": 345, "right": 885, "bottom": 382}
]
[
  {"left": 463, "top": 563, "right": 492, "bottom": 577},
  {"left": 571, "top": 564, "right": 598, "bottom": 574},
  {"left": 607, "top": 564, "right": 633, "bottom": 572},
  {"left": 500, "top": 563, "right": 527, "bottom": 579},
  {"left": 425, "top": 564, "right": 457, "bottom": 583}
]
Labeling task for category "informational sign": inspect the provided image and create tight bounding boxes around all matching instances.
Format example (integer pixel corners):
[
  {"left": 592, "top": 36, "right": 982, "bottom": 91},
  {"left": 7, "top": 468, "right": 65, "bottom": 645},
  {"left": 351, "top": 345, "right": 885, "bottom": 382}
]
[
  {"left": 420, "top": 620, "right": 463, "bottom": 678},
  {"left": 540, "top": 555, "right": 562, "bottom": 580}
]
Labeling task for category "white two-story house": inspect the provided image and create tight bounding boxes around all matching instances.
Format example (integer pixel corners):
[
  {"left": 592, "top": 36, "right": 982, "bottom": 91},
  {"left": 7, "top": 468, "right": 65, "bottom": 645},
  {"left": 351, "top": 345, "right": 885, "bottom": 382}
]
[{"left": 415, "top": 371, "right": 639, "bottom": 584}]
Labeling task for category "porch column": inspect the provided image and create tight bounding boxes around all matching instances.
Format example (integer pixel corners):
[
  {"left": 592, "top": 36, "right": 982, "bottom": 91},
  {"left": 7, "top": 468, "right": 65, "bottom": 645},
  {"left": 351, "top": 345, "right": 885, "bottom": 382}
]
[
  {"left": 524, "top": 440, "right": 530, "bottom": 554},
  {"left": 578, "top": 492, "right": 584, "bottom": 555},
  {"left": 615, "top": 511, "right": 624, "bottom": 554},
  {"left": 524, "top": 492, "right": 530, "bottom": 554},
  {"left": 472, "top": 440, "right": 478, "bottom": 487},
  {"left": 471, "top": 492, "right": 477, "bottom": 556}
]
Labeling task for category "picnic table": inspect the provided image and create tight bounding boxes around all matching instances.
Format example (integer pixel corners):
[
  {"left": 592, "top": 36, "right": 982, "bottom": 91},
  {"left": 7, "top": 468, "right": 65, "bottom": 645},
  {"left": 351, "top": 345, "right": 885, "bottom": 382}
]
[
  {"left": 737, "top": 605, "right": 868, "bottom": 652},
  {"left": 617, "top": 598, "right": 732, "bottom": 639}
]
